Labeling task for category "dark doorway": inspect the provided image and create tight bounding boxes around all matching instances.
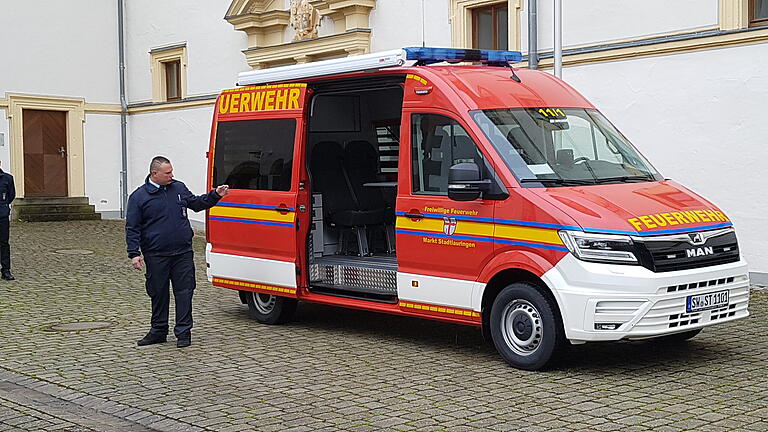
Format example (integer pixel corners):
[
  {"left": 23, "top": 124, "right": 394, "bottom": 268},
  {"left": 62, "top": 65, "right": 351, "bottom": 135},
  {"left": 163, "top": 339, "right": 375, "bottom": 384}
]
[{"left": 22, "top": 109, "right": 68, "bottom": 197}]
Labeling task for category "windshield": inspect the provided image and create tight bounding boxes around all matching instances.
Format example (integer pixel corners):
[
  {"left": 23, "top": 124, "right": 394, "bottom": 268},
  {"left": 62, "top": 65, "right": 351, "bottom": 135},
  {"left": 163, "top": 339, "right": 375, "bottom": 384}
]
[{"left": 472, "top": 108, "right": 663, "bottom": 187}]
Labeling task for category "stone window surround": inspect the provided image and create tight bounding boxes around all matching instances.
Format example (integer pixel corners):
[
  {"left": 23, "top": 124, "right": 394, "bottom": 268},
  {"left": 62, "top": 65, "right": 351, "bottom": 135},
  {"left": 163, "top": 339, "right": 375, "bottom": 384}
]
[{"left": 150, "top": 44, "right": 187, "bottom": 103}]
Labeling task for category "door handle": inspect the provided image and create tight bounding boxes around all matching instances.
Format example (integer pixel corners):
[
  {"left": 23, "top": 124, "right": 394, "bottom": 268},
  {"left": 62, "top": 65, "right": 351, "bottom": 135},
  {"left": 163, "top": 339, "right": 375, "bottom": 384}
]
[
  {"left": 58, "top": 146, "right": 66, "bottom": 158},
  {"left": 275, "top": 204, "right": 291, "bottom": 213},
  {"left": 404, "top": 211, "right": 423, "bottom": 220}
]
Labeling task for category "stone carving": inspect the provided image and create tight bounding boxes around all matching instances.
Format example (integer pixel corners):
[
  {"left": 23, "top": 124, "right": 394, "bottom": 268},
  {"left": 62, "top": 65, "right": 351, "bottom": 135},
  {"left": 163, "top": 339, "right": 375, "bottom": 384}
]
[{"left": 289, "top": 0, "right": 319, "bottom": 40}]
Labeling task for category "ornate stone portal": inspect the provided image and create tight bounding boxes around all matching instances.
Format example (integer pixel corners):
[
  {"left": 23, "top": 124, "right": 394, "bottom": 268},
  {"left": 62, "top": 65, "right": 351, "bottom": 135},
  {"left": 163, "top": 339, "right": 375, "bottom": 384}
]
[
  {"left": 226, "top": 0, "right": 377, "bottom": 69},
  {"left": 290, "top": 0, "right": 319, "bottom": 41}
]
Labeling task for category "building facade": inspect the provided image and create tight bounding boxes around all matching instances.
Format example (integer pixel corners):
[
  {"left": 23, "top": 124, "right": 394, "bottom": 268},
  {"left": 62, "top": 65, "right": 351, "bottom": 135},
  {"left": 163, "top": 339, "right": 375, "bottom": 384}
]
[{"left": 1, "top": 0, "right": 766, "bottom": 280}]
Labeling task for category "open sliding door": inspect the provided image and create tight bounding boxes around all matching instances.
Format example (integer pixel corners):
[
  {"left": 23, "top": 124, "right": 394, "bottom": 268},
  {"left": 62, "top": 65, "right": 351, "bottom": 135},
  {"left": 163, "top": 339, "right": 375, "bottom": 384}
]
[{"left": 207, "top": 84, "right": 311, "bottom": 297}]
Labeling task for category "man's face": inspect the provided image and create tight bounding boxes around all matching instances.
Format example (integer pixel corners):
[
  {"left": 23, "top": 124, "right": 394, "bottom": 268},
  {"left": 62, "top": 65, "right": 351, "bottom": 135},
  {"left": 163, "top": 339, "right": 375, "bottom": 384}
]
[{"left": 151, "top": 162, "right": 174, "bottom": 185}]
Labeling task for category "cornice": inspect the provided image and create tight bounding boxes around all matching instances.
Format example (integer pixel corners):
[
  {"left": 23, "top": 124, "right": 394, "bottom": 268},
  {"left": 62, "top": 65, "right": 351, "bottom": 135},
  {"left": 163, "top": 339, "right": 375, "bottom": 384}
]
[
  {"left": 311, "top": 0, "right": 376, "bottom": 10},
  {"left": 85, "top": 103, "right": 122, "bottom": 114},
  {"left": 226, "top": 0, "right": 280, "bottom": 17},
  {"left": 243, "top": 29, "right": 371, "bottom": 68},
  {"left": 128, "top": 96, "right": 216, "bottom": 114},
  {"left": 227, "top": 10, "right": 291, "bottom": 30},
  {"left": 523, "top": 26, "right": 768, "bottom": 69}
]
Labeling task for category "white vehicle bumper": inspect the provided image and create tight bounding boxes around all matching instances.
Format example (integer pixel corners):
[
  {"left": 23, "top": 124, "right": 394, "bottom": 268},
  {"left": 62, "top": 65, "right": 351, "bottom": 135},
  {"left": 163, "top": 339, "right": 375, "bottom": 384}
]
[{"left": 542, "top": 254, "right": 750, "bottom": 342}]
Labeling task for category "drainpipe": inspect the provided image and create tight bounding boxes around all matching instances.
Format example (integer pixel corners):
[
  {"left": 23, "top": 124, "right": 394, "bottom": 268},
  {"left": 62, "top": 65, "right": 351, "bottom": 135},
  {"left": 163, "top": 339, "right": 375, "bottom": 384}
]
[
  {"left": 553, "top": 0, "right": 562, "bottom": 78},
  {"left": 528, "top": 0, "right": 538, "bottom": 69},
  {"left": 118, "top": 0, "right": 128, "bottom": 217}
]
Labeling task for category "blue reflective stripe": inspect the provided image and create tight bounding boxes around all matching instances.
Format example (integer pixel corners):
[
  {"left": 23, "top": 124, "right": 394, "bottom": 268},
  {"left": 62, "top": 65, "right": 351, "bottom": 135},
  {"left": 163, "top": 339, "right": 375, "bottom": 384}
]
[
  {"left": 396, "top": 229, "right": 493, "bottom": 244},
  {"left": 493, "top": 218, "right": 581, "bottom": 230},
  {"left": 421, "top": 212, "right": 495, "bottom": 223},
  {"left": 396, "top": 212, "right": 732, "bottom": 236},
  {"left": 396, "top": 229, "right": 568, "bottom": 252},
  {"left": 493, "top": 238, "right": 570, "bottom": 252},
  {"left": 602, "top": 222, "right": 733, "bottom": 237},
  {"left": 217, "top": 202, "right": 295, "bottom": 212},
  {"left": 397, "top": 211, "right": 579, "bottom": 229},
  {"left": 209, "top": 217, "right": 294, "bottom": 227}
]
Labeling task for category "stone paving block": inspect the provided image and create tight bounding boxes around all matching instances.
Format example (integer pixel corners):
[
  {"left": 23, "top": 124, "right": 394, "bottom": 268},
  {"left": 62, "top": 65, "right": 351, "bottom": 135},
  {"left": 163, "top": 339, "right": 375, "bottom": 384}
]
[{"left": 1, "top": 220, "right": 767, "bottom": 431}]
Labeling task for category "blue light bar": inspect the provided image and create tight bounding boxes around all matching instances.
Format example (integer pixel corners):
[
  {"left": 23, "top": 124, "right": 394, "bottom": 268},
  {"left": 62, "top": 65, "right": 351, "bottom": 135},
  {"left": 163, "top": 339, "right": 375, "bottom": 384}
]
[{"left": 403, "top": 47, "right": 522, "bottom": 66}]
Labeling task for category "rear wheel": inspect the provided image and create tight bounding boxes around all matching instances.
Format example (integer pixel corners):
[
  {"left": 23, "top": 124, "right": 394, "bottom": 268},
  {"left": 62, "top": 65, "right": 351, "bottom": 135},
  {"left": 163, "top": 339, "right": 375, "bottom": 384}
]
[
  {"left": 245, "top": 292, "right": 297, "bottom": 325},
  {"left": 489, "top": 282, "right": 565, "bottom": 371}
]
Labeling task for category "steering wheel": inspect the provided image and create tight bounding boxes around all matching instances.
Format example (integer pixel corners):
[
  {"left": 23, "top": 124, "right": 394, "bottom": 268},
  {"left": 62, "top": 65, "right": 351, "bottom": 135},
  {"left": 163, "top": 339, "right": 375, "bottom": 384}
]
[{"left": 573, "top": 156, "right": 590, "bottom": 164}]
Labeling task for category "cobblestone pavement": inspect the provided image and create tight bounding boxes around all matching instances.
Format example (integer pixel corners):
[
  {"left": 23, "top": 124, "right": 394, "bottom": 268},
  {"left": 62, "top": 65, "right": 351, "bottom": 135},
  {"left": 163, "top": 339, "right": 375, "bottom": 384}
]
[{"left": 0, "top": 220, "right": 766, "bottom": 431}]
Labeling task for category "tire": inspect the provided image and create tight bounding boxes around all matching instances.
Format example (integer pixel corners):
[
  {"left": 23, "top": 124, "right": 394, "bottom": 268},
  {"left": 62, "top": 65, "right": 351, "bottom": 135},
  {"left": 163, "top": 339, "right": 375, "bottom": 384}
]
[
  {"left": 489, "top": 282, "right": 566, "bottom": 371},
  {"left": 656, "top": 328, "right": 702, "bottom": 343},
  {"left": 245, "top": 291, "right": 297, "bottom": 325}
]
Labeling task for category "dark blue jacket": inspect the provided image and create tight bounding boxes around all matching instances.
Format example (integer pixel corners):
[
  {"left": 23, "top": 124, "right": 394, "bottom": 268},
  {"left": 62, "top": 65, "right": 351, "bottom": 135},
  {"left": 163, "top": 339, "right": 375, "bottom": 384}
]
[
  {"left": 125, "top": 177, "right": 221, "bottom": 258},
  {"left": 0, "top": 170, "right": 15, "bottom": 218}
]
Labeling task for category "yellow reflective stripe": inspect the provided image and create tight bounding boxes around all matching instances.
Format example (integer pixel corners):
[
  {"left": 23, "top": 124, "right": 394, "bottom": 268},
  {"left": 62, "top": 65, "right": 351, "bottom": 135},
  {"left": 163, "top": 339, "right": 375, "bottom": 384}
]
[
  {"left": 396, "top": 216, "right": 493, "bottom": 237},
  {"left": 494, "top": 224, "right": 563, "bottom": 245},
  {"left": 209, "top": 206, "right": 295, "bottom": 224},
  {"left": 397, "top": 216, "right": 563, "bottom": 245},
  {"left": 454, "top": 220, "right": 494, "bottom": 237},
  {"left": 396, "top": 215, "right": 441, "bottom": 231},
  {"left": 399, "top": 301, "right": 480, "bottom": 318},
  {"left": 212, "top": 277, "right": 296, "bottom": 295}
]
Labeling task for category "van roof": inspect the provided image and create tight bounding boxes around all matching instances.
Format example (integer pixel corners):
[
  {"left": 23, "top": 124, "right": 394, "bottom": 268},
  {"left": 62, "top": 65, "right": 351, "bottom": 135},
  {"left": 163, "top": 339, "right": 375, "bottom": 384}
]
[
  {"left": 399, "top": 65, "right": 595, "bottom": 110},
  {"left": 222, "top": 65, "right": 594, "bottom": 111}
]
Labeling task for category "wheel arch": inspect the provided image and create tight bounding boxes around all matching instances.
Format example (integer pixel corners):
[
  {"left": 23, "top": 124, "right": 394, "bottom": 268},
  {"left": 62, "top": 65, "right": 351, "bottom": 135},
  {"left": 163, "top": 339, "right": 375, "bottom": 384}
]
[{"left": 476, "top": 250, "right": 567, "bottom": 342}]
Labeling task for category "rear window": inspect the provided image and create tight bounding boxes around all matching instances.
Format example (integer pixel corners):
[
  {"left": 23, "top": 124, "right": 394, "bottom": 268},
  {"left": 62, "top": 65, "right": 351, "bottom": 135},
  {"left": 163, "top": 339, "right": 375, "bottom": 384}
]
[{"left": 213, "top": 119, "right": 296, "bottom": 191}]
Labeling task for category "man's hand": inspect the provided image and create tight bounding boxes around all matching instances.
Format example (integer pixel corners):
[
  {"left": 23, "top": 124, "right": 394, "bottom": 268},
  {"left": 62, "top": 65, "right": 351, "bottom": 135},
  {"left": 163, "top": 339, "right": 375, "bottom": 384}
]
[
  {"left": 216, "top": 184, "right": 230, "bottom": 197},
  {"left": 131, "top": 256, "right": 144, "bottom": 271}
]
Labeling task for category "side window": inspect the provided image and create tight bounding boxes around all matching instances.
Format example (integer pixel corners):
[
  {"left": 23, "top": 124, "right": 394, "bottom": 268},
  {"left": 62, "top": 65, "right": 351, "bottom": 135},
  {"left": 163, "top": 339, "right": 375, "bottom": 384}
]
[
  {"left": 213, "top": 119, "right": 296, "bottom": 191},
  {"left": 411, "top": 114, "right": 485, "bottom": 195}
]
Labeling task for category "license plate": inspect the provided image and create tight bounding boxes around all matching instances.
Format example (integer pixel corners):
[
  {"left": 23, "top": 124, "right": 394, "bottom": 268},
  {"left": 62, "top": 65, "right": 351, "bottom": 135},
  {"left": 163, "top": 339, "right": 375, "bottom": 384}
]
[{"left": 686, "top": 290, "right": 729, "bottom": 313}]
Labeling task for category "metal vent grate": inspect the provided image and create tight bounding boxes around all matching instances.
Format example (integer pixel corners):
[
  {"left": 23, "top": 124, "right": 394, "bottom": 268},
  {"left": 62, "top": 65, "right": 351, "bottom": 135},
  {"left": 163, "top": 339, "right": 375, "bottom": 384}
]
[{"left": 665, "top": 277, "right": 734, "bottom": 293}]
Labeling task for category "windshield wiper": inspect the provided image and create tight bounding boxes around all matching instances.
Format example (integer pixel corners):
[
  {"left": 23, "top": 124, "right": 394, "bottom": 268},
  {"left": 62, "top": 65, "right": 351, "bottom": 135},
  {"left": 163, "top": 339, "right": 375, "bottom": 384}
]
[
  {"left": 592, "top": 175, "right": 654, "bottom": 184},
  {"left": 519, "top": 178, "right": 596, "bottom": 186}
]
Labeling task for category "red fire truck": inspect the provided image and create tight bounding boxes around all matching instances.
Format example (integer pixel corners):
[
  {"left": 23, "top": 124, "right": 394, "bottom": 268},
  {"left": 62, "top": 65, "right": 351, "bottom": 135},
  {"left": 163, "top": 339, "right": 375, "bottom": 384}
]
[{"left": 205, "top": 47, "right": 749, "bottom": 370}]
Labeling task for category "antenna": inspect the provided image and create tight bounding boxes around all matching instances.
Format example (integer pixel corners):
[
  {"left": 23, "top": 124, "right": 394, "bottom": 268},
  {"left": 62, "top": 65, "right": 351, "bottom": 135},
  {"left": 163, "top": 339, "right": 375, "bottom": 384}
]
[{"left": 421, "top": 0, "right": 426, "bottom": 47}]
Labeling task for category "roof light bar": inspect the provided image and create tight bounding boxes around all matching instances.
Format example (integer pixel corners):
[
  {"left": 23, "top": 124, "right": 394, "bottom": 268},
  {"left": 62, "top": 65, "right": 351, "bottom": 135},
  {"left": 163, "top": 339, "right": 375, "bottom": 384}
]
[
  {"left": 404, "top": 47, "right": 522, "bottom": 65},
  {"left": 238, "top": 49, "right": 407, "bottom": 86},
  {"left": 235, "top": 47, "right": 524, "bottom": 86}
]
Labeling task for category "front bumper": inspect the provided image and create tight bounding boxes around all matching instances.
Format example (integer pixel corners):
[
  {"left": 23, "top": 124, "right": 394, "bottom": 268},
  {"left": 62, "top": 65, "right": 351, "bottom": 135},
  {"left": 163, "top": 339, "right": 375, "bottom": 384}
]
[{"left": 542, "top": 254, "right": 750, "bottom": 342}]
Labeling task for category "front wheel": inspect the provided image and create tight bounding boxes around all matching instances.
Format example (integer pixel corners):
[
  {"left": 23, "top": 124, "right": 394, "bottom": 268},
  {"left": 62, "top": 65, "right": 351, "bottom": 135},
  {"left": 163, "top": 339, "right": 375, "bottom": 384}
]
[
  {"left": 245, "top": 291, "right": 297, "bottom": 325},
  {"left": 489, "top": 282, "right": 566, "bottom": 371}
]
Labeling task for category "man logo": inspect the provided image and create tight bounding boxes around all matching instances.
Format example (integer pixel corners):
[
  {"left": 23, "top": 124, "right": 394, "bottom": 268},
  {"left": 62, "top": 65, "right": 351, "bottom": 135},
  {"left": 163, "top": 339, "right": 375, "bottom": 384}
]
[
  {"left": 443, "top": 217, "right": 457, "bottom": 236},
  {"left": 688, "top": 232, "right": 705, "bottom": 245},
  {"left": 686, "top": 246, "right": 714, "bottom": 258}
]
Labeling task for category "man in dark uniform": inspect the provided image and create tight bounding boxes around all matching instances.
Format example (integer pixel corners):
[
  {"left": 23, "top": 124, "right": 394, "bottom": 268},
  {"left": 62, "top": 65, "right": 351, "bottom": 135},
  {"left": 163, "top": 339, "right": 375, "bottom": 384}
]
[
  {"left": 0, "top": 160, "right": 15, "bottom": 281},
  {"left": 126, "top": 156, "right": 229, "bottom": 348}
]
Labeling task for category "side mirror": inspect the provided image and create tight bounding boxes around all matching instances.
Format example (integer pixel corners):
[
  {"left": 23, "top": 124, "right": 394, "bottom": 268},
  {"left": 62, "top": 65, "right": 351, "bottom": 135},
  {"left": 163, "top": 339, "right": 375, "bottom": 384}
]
[{"left": 448, "top": 162, "right": 490, "bottom": 201}]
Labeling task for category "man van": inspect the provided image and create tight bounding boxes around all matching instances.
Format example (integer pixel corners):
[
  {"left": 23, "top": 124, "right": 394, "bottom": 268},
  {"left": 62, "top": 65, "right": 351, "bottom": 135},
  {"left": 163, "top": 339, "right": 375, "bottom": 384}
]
[{"left": 205, "top": 47, "right": 749, "bottom": 370}]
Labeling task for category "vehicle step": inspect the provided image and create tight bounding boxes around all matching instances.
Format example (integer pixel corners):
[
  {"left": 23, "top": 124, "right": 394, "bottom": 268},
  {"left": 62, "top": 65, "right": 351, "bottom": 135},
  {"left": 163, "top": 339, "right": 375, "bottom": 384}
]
[{"left": 308, "top": 284, "right": 398, "bottom": 304}]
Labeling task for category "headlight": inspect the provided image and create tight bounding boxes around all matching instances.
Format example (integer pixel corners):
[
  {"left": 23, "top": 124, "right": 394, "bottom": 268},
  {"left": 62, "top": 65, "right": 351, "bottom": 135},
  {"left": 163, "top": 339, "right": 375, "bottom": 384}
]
[{"left": 558, "top": 231, "right": 638, "bottom": 264}]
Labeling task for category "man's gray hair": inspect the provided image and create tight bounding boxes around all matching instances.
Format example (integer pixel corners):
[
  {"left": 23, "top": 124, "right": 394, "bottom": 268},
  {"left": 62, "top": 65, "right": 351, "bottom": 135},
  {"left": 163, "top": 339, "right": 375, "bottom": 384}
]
[{"left": 150, "top": 156, "right": 171, "bottom": 173}]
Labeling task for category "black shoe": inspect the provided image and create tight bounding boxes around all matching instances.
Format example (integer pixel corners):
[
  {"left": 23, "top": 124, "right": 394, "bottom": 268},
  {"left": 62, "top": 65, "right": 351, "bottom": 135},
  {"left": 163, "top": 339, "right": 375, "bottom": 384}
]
[
  {"left": 177, "top": 335, "right": 191, "bottom": 348},
  {"left": 1, "top": 271, "right": 14, "bottom": 281},
  {"left": 137, "top": 332, "right": 167, "bottom": 346}
]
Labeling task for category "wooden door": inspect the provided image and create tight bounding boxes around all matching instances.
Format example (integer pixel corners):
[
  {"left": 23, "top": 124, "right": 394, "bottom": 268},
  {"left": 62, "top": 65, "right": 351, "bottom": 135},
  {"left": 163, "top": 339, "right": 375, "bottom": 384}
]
[{"left": 23, "top": 109, "right": 68, "bottom": 197}]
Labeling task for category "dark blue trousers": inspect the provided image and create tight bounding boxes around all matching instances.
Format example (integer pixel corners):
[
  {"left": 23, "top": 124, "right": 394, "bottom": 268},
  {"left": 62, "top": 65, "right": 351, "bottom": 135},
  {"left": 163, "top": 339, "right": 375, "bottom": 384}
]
[
  {"left": 0, "top": 217, "right": 9, "bottom": 272},
  {"left": 144, "top": 251, "right": 195, "bottom": 338}
]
